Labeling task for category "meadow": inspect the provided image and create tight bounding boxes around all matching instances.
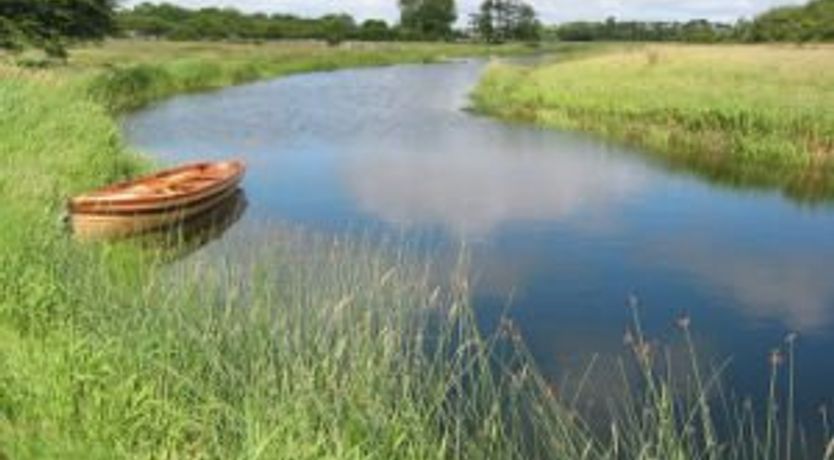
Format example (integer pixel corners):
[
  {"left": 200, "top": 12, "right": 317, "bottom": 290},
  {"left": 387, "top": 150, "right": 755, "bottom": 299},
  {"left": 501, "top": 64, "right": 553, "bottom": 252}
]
[
  {"left": 1, "top": 40, "right": 832, "bottom": 458},
  {"left": 472, "top": 44, "right": 834, "bottom": 202}
]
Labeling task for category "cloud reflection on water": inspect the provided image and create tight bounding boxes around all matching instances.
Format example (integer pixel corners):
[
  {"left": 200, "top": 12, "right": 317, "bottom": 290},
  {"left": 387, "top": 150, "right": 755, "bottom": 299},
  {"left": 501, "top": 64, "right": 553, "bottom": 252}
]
[
  {"left": 654, "top": 239, "right": 834, "bottom": 333},
  {"left": 346, "top": 139, "right": 650, "bottom": 237}
]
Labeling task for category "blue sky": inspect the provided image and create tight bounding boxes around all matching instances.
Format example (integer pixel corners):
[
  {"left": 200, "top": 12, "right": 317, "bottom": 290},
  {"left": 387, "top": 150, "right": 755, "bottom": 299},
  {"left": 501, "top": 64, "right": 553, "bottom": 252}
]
[{"left": 123, "top": 0, "right": 807, "bottom": 23}]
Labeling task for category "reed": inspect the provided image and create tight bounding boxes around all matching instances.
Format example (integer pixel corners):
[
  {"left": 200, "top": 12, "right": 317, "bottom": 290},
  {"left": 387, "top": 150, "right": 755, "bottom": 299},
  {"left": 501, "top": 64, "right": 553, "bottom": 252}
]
[{"left": 0, "top": 232, "right": 588, "bottom": 458}]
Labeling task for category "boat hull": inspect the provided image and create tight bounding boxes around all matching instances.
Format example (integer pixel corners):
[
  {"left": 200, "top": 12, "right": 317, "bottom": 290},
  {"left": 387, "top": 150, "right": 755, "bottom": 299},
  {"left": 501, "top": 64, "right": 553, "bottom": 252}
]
[
  {"left": 69, "top": 160, "right": 246, "bottom": 240},
  {"left": 72, "top": 185, "right": 242, "bottom": 240}
]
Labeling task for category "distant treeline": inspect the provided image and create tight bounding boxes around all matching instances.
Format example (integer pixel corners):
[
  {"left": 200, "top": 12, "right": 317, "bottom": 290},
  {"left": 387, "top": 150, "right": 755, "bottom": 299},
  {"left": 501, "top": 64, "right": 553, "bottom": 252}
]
[
  {"left": 551, "top": 0, "right": 834, "bottom": 43},
  {"left": 119, "top": 3, "right": 414, "bottom": 43},
  {"left": 1, "top": 0, "right": 831, "bottom": 57},
  {"left": 550, "top": 20, "right": 742, "bottom": 43},
  {"left": 117, "top": 0, "right": 834, "bottom": 44},
  {"left": 119, "top": 1, "right": 542, "bottom": 43}
]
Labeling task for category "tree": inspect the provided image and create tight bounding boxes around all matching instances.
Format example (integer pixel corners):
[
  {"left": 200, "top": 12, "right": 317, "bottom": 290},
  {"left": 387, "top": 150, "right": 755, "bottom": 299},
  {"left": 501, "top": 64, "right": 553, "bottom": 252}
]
[
  {"left": 513, "top": 2, "right": 540, "bottom": 41},
  {"left": 471, "top": 0, "right": 494, "bottom": 41},
  {"left": 749, "top": 0, "right": 834, "bottom": 43},
  {"left": 0, "top": 0, "right": 117, "bottom": 53},
  {"left": 470, "top": 0, "right": 540, "bottom": 42},
  {"left": 320, "top": 14, "right": 357, "bottom": 46},
  {"left": 681, "top": 19, "right": 718, "bottom": 43},
  {"left": 359, "top": 19, "right": 393, "bottom": 41},
  {"left": 118, "top": 14, "right": 175, "bottom": 39},
  {"left": 399, "top": 0, "right": 456, "bottom": 40},
  {"left": 0, "top": 17, "right": 25, "bottom": 51}
]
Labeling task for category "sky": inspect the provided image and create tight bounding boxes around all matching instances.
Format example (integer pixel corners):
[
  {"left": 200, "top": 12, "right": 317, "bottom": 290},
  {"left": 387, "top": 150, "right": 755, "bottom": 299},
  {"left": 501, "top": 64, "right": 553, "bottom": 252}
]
[{"left": 123, "top": 0, "right": 808, "bottom": 23}]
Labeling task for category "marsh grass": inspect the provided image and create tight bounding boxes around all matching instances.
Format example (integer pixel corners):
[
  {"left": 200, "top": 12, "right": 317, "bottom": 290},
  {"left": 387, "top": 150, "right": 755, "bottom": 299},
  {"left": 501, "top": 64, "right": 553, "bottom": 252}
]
[
  {"left": 472, "top": 44, "right": 834, "bottom": 202},
  {"left": 0, "top": 231, "right": 588, "bottom": 459},
  {"left": 2, "top": 226, "right": 823, "bottom": 459},
  {"left": 611, "top": 303, "right": 795, "bottom": 460}
]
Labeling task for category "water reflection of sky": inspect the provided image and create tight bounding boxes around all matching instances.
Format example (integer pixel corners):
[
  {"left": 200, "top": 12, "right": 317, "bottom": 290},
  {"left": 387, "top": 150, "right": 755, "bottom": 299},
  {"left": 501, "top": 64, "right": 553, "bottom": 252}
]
[
  {"left": 124, "top": 61, "right": 834, "bottom": 434},
  {"left": 346, "top": 137, "right": 649, "bottom": 236}
]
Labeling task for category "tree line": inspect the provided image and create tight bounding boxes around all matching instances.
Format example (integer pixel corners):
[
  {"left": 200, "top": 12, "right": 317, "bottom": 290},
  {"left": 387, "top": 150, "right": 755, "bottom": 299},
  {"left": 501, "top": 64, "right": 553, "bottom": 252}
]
[
  {"left": 0, "top": 0, "right": 540, "bottom": 53},
  {"left": 119, "top": 1, "right": 540, "bottom": 43},
  {"left": 551, "top": 0, "right": 833, "bottom": 43},
  {"left": 551, "top": 19, "right": 743, "bottom": 43},
  {"left": 119, "top": 3, "right": 395, "bottom": 44},
  {"left": 2, "top": 0, "right": 832, "bottom": 56}
]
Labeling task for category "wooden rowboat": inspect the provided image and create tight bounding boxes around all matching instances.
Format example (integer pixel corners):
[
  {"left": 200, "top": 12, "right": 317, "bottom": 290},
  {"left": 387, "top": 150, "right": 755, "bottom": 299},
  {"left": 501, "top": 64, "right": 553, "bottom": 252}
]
[{"left": 70, "top": 160, "right": 246, "bottom": 240}]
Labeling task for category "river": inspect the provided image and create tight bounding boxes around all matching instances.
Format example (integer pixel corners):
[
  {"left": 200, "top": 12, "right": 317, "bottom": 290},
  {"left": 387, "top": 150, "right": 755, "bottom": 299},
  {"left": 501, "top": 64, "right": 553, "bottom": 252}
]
[{"left": 124, "top": 60, "right": 834, "bottom": 435}]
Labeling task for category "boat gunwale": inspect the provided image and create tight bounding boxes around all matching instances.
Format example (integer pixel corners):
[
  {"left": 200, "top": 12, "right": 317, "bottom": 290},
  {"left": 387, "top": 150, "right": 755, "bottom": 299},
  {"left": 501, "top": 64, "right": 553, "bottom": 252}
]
[{"left": 69, "top": 160, "right": 245, "bottom": 214}]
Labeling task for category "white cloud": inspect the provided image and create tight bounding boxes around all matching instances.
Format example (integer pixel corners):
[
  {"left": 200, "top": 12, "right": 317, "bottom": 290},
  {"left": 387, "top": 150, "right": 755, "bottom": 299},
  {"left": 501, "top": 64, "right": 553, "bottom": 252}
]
[{"left": 122, "top": 0, "right": 809, "bottom": 23}]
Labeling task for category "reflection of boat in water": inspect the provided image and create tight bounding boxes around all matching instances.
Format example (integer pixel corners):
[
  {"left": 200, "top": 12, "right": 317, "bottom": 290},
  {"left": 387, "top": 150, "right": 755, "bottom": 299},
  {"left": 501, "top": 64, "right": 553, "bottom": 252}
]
[
  {"left": 70, "top": 160, "right": 245, "bottom": 240},
  {"left": 135, "top": 188, "right": 248, "bottom": 260}
]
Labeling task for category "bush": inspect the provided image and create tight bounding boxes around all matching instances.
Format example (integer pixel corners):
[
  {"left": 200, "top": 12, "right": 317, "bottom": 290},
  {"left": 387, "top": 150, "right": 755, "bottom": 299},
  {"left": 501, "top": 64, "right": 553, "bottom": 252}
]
[
  {"left": 87, "top": 64, "right": 176, "bottom": 112},
  {"left": 0, "top": 17, "right": 25, "bottom": 52},
  {"left": 43, "top": 40, "right": 68, "bottom": 62}
]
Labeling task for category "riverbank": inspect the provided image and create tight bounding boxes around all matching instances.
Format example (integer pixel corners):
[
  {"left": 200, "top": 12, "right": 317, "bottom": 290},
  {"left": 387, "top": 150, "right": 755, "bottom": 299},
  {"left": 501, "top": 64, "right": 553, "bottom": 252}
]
[
  {"left": 471, "top": 44, "right": 834, "bottom": 202},
  {"left": 0, "top": 40, "right": 827, "bottom": 458}
]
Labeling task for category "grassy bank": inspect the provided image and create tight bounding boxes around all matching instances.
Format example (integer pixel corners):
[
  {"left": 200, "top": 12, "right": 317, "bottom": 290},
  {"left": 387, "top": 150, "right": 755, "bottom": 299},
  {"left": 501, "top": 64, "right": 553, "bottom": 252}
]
[
  {"left": 472, "top": 44, "right": 834, "bottom": 202},
  {"left": 1, "top": 41, "right": 831, "bottom": 458}
]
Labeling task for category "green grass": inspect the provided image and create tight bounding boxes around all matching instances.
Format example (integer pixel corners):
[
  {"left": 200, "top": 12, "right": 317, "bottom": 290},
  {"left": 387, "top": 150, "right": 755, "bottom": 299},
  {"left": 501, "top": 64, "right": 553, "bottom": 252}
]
[
  {"left": 0, "top": 232, "right": 587, "bottom": 459},
  {"left": 471, "top": 44, "right": 834, "bottom": 202},
  {"left": 0, "top": 69, "right": 140, "bottom": 251},
  {"left": 1, "top": 40, "right": 832, "bottom": 458}
]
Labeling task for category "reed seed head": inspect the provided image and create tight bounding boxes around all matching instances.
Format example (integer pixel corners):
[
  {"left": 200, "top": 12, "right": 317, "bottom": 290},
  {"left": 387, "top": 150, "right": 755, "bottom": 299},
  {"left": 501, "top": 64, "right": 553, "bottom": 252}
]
[
  {"left": 623, "top": 329, "right": 635, "bottom": 346},
  {"left": 546, "top": 383, "right": 558, "bottom": 400},
  {"left": 769, "top": 349, "right": 785, "bottom": 368},
  {"left": 675, "top": 311, "right": 691, "bottom": 331},
  {"left": 636, "top": 342, "right": 653, "bottom": 364},
  {"left": 627, "top": 293, "right": 639, "bottom": 310}
]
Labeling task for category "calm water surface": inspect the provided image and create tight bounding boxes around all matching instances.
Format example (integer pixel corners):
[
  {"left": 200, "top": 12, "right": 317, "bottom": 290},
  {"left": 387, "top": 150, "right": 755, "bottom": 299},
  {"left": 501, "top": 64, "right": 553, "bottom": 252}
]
[{"left": 124, "top": 61, "right": 834, "bottom": 430}]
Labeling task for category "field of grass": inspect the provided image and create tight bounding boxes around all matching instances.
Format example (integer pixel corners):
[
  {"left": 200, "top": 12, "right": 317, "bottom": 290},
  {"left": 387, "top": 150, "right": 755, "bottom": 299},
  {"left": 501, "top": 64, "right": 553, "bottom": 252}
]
[
  {"left": 472, "top": 44, "right": 834, "bottom": 202},
  {"left": 1, "top": 40, "right": 832, "bottom": 458}
]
